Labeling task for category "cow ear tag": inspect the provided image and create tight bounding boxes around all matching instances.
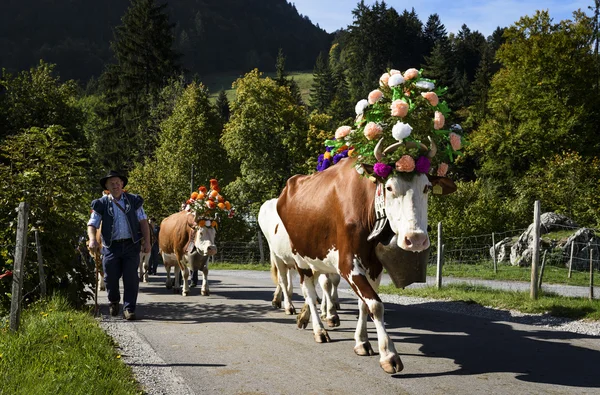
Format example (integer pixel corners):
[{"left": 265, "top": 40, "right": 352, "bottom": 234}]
[{"left": 432, "top": 184, "right": 443, "bottom": 195}]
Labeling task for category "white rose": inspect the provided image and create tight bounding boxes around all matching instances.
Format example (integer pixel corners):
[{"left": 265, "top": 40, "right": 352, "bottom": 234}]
[
  {"left": 388, "top": 74, "right": 405, "bottom": 87},
  {"left": 392, "top": 121, "right": 413, "bottom": 141},
  {"left": 355, "top": 99, "right": 369, "bottom": 115},
  {"left": 415, "top": 81, "right": 435, "bottom": 90}
]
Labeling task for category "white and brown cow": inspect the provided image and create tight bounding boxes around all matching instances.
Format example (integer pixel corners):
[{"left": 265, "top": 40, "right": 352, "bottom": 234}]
[
  {"left": 276, "top": 149, "right": 456, "bottom": 374},
  {"left": 258, "top": 198, "right": 341, "bottom": 325},
  {"left": 158, "top": 210, "right": 217, "bottom": 296}
]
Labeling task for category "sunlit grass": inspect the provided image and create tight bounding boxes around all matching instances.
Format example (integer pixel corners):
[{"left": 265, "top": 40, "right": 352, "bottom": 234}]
[
  {"left": 380, "top": 283, "right": 600, "bottom": 320},
  {"left": 427, "top": 261, "right": 595, "bottom": 287},
  {"left": 0, "top": 295, "right": 142, "bottom": 395}
]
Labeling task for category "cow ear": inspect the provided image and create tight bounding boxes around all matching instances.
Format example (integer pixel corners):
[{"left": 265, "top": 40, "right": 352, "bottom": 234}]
[
  {"left": 359, "top": 163, "right": 383, "bottom": 184},
  {"left": 426, "top": 174, "right": 457, "bottom": 195}
]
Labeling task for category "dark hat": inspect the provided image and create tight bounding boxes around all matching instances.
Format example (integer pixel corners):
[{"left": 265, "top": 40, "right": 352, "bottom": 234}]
[{"left": 100, "top": 170, "right": 128, "bottom": 189}]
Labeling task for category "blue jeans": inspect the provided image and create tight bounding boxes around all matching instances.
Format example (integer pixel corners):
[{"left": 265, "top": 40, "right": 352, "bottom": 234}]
[{"left": 102, "top": 239, "right": 140, "bottom": 313}]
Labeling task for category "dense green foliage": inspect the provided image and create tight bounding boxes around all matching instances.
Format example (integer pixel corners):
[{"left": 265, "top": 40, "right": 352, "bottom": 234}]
[{"left": 0, "top": 295, "right": 141, "bottom": 394}]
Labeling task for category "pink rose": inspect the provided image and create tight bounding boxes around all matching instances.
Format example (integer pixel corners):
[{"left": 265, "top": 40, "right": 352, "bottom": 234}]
[
  {"left": 434, "top": 111, "right": 445, "bottom": 130},
  {"left": 389, "top": 69, "right": 401, "bottom": 75},
  {"left": 379, "top": 73, "right": 390, "bottom": 86},
  {"left": 437, "top": 162, "right": 449, "bottom": 177},
  {"left": 390, "top": 99, "right": 409, "bottom": 118},
  {"left": 335, "top": 125, "right": 352, "bottom": 139},
  {"left": 363, "top": 122, "right": 383, "bottom": 140},
  {"left": 368, "top": 89, "right": 383, "bottom": 104},
  {"left": 449, "top": 132, "right": 462, "bottom": 150},
  {"left": 421, "top": 91, "right": 439, "bottom": 106},
  {"left": 395, "top": 155, "right": 415, "bottom": 172},
  {"left": 404, "top": 68, "right": 419, "bottom": 80}
]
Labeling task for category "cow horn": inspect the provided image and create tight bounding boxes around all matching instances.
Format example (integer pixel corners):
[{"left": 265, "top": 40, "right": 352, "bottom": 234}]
[
  {"left": 383, "top": 141, "right": 403, "bottom": 155},
  {"left": 427, "top": 136, "right": 437, "bottom": 158},
  {"left": 374, "top": 138, "right": 384, "bottom": 162}
]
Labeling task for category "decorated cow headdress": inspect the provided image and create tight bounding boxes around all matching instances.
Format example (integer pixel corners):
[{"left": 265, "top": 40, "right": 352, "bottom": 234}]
[
  {"left": 317, "top": 67, "right": 465, "bottom": 182},
  {"left": 184, "top": 179, "right": 235, "bottom": 227}
]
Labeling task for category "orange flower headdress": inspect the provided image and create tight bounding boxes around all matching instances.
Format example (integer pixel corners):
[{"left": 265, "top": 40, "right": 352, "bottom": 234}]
[{"left": 185, "top": 179, "right": 235, "bottom": 227}]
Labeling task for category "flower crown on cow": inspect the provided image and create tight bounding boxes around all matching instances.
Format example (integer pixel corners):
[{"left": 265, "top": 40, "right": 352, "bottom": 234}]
[
  {"left": 316, "top": 67, "right": 465, "bottom": 180},
  {"left": 184, "top": 179, "right": 235, "bottom": 227}
]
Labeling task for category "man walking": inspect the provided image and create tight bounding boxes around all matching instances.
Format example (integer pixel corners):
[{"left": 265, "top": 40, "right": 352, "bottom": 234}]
[{"left": 87, "top": 170, "right": 151, "bottom": 320}]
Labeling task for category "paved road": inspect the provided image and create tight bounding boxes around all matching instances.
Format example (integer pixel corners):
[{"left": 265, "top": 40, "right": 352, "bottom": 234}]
[{"left": 102, "top": 269, "right": 600, "bottom": 395}]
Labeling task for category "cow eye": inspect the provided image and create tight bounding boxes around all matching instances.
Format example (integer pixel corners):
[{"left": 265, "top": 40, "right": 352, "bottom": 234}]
[{"left": 386, "top": 185, "right": 393, "bottom": 192}]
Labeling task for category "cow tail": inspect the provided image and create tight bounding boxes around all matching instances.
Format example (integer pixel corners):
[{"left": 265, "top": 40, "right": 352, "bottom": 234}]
[{"left": 270, "top": 260, "right": 279, "bottom": 285}]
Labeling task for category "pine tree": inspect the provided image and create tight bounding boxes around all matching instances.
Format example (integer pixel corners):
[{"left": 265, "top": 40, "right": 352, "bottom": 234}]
[
  {"left": 423, "top": 14, "right": 448, "bottom": 58},
  {"left": 309, "top": 51, "right": 335, "bottom": 112},
  {"left": 215, "top": 90, "right": 230, "bottom": 125},
  {"left": 96, "top": 0, "right": 181, "bottom": 171}
]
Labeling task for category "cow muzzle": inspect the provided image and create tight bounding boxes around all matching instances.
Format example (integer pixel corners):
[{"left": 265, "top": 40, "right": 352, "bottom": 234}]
[{"left": 398, "top": 231, "right": 430, "bottom": 252}]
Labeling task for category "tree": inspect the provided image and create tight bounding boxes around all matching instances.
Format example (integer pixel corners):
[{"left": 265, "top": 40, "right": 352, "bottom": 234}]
[
  {"left": 95, "top": 0, "right": 181, "bottom": 172},
  {"left": 309, "top": 51, "right": 335, "bottom": 112},
  {"left": 220, "top": 69, "right": 309, "bottom": 217},
  {"left": 0, "top": 125, "right": 93, "bottom": 314},
  {"left": 274, "top": 48, "right": 303, "bottom": 105},
  {"left": 470, "top": 11, "right": 599, "bottom": 179},
  {"left": 423, "top": 13, "right": 448, "bottom": 56},
  {"left": 0, "top": 61, "right": 82, "bottom": 143},
  {"left": 128, "top": 81, "right": 227, "bottom": 220},
  {"left": 215, "top": 90, "right": 230, "bottom": 125}
]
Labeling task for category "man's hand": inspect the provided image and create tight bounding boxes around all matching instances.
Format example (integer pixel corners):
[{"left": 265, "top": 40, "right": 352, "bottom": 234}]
[
  {"left": 142, "top": 240, "right": 151, "bottom": 254},
  {"left": 88, "top": 238, "right": 100, "bottom": 254}
]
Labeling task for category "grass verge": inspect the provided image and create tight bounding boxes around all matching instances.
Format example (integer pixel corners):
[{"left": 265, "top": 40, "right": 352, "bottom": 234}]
[
  {"left": 0, "top": 295, "right": 141, "bottom": 395},
  {"left": 380, "top": 283, "right": 600, "bottom": 320}
]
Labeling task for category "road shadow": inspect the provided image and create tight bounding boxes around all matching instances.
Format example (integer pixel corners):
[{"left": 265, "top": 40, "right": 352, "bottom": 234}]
[{"left": 380, "top": 301, "right": 600, "bottom": 388}]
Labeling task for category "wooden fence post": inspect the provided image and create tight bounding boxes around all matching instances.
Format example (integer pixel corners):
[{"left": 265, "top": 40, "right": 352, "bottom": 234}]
[
  {"left": 436, "top": 222, "right": 443, "bottom": 289},
  {"left": 491, "top": 232, "right": 497, "bottom": 274},
  {"left": 10, "top": 202, "right": 29, "bottom": 332},
  {"left": 530, "top": 201, "right": 541, "bottom": 300},
  {"left": 257, "top": 229, "right": 265, "bottom": 263},
  {"left": 590, "top": 244, "right": 594, "bottom": 301},
  {"left": 568, "top": 241, "right": 575, "bottom": 279},
  {"left": 34, "top": 229, "right": 46, "bottom": 298}
]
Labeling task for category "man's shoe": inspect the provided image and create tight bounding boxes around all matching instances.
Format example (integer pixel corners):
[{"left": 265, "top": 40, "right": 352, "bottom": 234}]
[
  {"left": 109, "top": 303, "right": 119, "bottom": 317},
  {"left": 123, "top": 310, "right": 136, "bottom": 320}
]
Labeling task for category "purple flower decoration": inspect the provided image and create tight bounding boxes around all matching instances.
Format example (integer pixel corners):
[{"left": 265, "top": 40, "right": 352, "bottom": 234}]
[
  {"left": 322, "top": 158, "right": 331, "bottom": 170},
  {"left": 373, "top": 162, "right": 393, "bottom": 178},
  {"left": 415, "top": 156, "right": 431, "bottom": 174},
  {"left": 333, "top": 149, "right": 349, "bottom": 164}
]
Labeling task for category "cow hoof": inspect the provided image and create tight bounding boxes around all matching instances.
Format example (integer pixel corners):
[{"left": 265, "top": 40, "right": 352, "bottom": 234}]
[
  {"left": 354, "top": 342, "right": 375, "bottom": 356},
  {"left": 285, "top": 306, "right": 296, "bottom": 315},
  {"left": 326, "top": 315, "right": 340, "bottom": 328},
  {"left": 182, "top": 291, "right": 189, "bottom": 296},
  {"left": 314, "top": 330, "right": 331, "bottom": 343},
  {"left": 272, "top": 300, "right": 282, "bottom": 309},
  {"left": 380, "top": 354, "right": 403, "bottom": 374},
  {"left": 201, "top": 289, "right": 209, "bottom": 296},
  {"left": 100, "top": 286, "right": 106, "bottom": 291},
  {"left": 296, "top": 315, "right": 309, "bottom": 329}
]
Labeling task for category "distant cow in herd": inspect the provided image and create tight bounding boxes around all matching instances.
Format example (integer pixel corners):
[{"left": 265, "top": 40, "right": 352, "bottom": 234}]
[
  {"left": 258, "top": 198, "right": 341, "bottom": 326},
  {"left": 274, "top": 147, "right": 456, "bottom": 374},
  {"left": 158, "top": 210, "right": 217, "bottom": 296}
]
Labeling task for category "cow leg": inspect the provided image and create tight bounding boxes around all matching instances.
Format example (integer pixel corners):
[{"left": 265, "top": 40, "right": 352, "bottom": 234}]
[
  {"left": 349, "top": 270, "right": 403, "bottom": 374},
  {"left": 330, "top": 273, "right": 341, "bottom": 310},
  {"left": 200, "top": 265, "right": 209, "bottom": 296},
  {"left": 173, "top": 265, "right": 181, "bottom": 294},
  {"left": 274, "top": 258, "right": 295, "bottom": 315},
  {"left": 165, "top": 264, "right": 172, "bottom": 289},
  {"left": 318, "top": 273, "right": 340, "bottom": 327},
  {"left": 298, "top": 272, "right": 330, "bottom": 343},
  {"left": 98, "top": 272, "right": 106, "bottom": 291},
  {"left": 181, "top": 266, "right": 190, "bottom": 296}
]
